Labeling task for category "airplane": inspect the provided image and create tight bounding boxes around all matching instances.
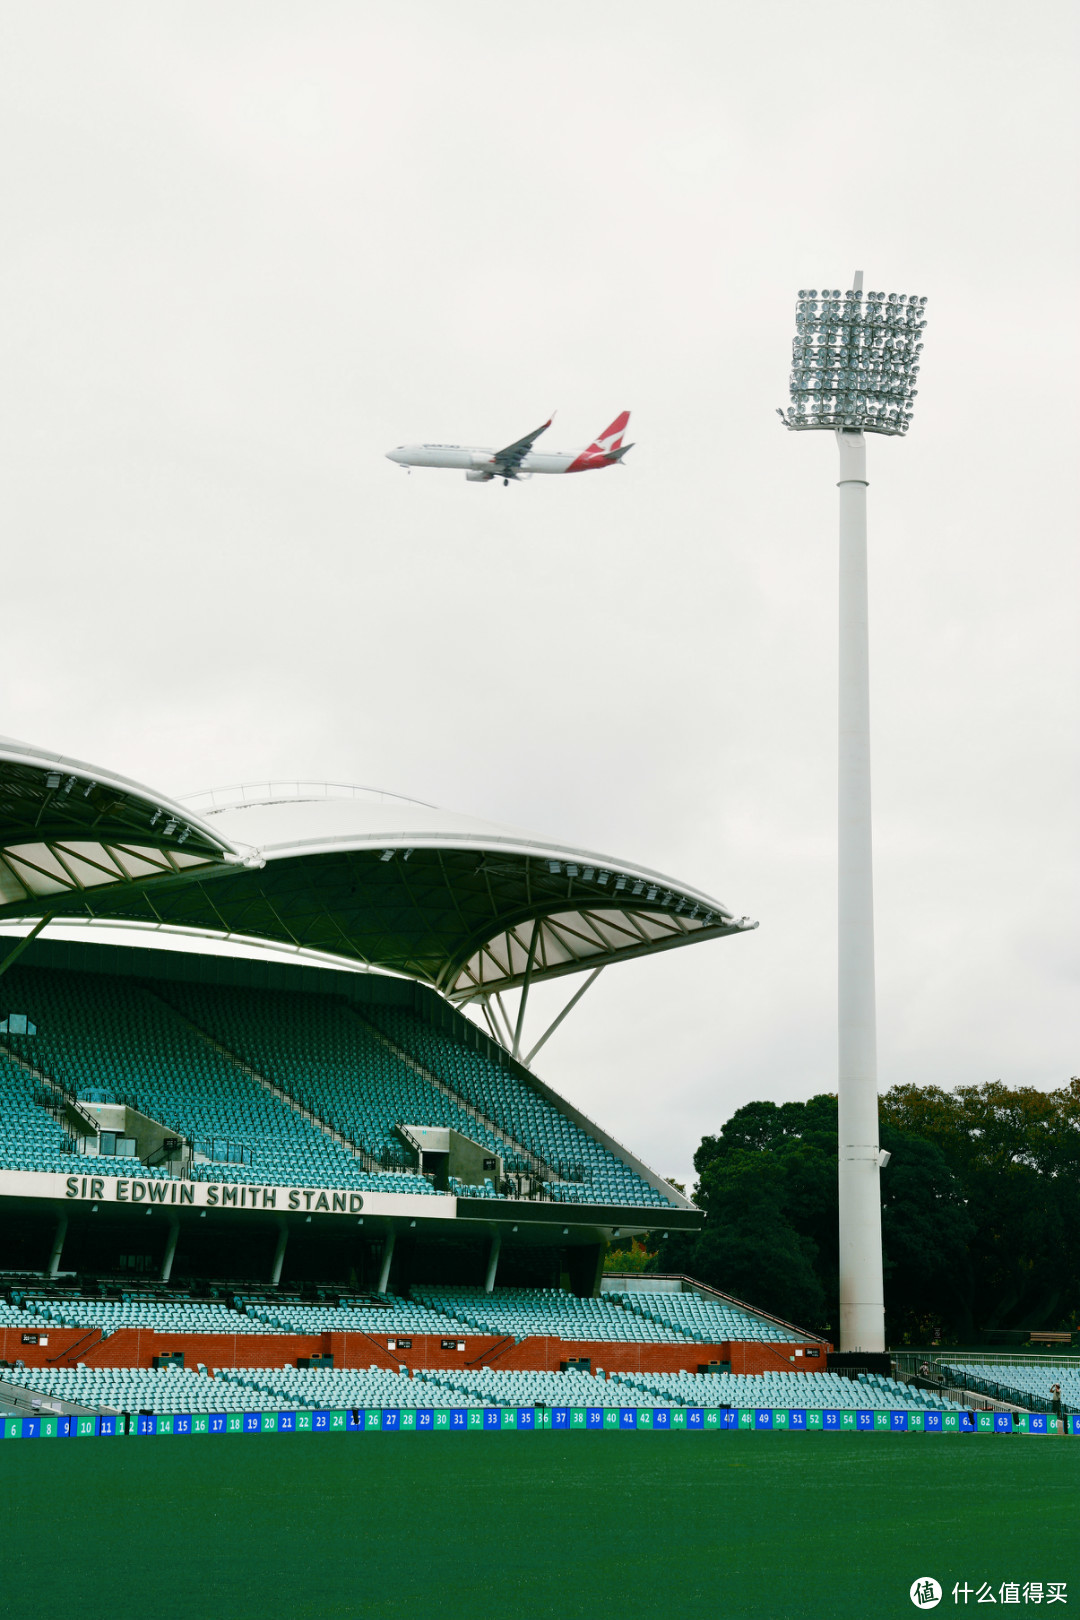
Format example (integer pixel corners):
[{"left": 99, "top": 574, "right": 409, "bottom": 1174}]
[{"left": 386, "top": 411, "right": 633, "bottom": 484}]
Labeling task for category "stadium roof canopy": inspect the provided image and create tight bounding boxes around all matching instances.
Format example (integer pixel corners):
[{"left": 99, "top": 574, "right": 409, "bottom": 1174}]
[
  {"left": 0, "top": 737, "right": 256, "bottom": 928},
  {"left": 0, "top": 745, "right": 757, "bottom": 1006}
]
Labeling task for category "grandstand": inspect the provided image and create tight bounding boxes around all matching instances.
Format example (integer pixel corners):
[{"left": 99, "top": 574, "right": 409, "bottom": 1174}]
[
  {"left": 0, "top": 949, "right": 682, "bottom": 1214},
  {"left": 0, "top": 741, "right": 834, "bottom": 1402},
  {"left": 0, "top": 1046, "right": 105, "bottom": 1176},
  {"left": 1, "top": 965, "right": 371, "bottom": 1191},
  {"left": 0, "top": 1281, "right": 821, "bottom": 1357},
  {"left": 0, "top": 1360, "right": 968, "bottom": 1420},
  {"left": 241, "top": 1296, "right": 467, "bottom": 1336}
]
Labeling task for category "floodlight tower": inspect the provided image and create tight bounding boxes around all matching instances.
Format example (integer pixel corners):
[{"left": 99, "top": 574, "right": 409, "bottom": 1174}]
[{"left": 779, "top": 272, "right": 928, "bottom": 1353}]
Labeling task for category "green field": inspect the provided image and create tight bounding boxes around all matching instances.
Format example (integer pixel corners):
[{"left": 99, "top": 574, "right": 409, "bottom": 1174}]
[{"left": 5, "top": 1432, "right": 1078, "bottom": 1619}]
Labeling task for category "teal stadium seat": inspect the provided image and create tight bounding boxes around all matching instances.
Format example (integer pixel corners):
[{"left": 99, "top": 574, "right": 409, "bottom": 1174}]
[{"left": 0, "top": 965, "right": 673, "bottom": 1206}]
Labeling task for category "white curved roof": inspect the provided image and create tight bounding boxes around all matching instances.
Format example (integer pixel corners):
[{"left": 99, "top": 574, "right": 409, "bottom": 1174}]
[
  {"left": 1, "top": 755, "right": 756, "bottom": 999},
  {"left": 168, "top": 781, "right": 756, "bottom": 999},
  {"left": 182, "top": 781, "right": 737, "bottom": 915},
  {"left": 0, "top": 736, "right": 258, "bottom": 914}
]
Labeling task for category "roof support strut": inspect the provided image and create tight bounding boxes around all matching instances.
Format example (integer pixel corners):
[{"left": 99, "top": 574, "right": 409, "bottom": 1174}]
[
  {"left": 511, "top": 919, "right": 541, "bottom": 1063},
  {"left": 489, "top": 993, "right": 515, "bottom": 1051},
  {"left": 0, "top": 912, "right": 53, "bottom": 981},
  {"left": 522, "top": 966, "right": 604, "bottom": 1069}
]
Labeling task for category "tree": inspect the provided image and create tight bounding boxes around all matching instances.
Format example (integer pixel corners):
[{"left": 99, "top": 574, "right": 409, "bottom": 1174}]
[
  {"left": 877, "top": 1122, "right": 973, "bottom": 1342},
  {"left": 881, "top": 1079, "right": 1080, "bottom": 1334},
  {"left": 652, "top": 1091, "right": 977, "bottom": 1342},
  {"left": 690, "top": 1149, "right": 826, "bottom": 1328}
]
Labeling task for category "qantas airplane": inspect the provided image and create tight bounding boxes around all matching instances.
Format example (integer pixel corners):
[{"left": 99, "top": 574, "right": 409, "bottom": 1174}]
[{"left": 386, "top": 411, "right": 632, "bottom": 484}]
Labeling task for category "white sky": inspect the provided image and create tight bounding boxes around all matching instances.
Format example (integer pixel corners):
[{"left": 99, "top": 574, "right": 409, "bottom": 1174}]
[{"left": 1, "top": 1, "right": 1076, "bottom": 1185}]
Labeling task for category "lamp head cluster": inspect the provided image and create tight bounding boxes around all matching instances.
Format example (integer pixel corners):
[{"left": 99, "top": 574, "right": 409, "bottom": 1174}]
[{"left": 779, "top": 286, "right": 927, "bottom": 436}]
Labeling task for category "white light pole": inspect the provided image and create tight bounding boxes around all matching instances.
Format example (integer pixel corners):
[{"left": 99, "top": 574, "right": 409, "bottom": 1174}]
[{"left": 779, "top": 272, "right": 928, "bottom": 1353}]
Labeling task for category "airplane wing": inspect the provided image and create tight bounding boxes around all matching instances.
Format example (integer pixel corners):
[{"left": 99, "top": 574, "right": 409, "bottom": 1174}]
[{"left": 492, "top": 417, "right": 552, "bottom": 477}]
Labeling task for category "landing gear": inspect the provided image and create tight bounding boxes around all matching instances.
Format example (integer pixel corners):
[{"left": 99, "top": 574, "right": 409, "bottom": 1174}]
[{"left": 503, "top": 478, "right": 509, "bottom": 486}]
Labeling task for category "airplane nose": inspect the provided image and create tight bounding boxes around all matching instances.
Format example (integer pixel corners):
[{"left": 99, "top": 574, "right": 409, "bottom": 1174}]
[{"left": 386, "top": 448, "right": 403, "bottom": 463}]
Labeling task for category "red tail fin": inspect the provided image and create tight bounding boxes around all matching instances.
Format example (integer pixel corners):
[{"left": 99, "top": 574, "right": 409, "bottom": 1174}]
[
  {"left": 566, "top": 411, "right": 632, "bottom": 473},
  {"left": 591, "top": 411, "right": 630, "bottom": 454}
]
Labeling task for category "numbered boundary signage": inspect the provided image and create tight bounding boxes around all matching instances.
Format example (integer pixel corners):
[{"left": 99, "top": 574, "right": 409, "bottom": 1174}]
[{"left": 0, "top": 1407, "right": 1066, "bottom": 1441}]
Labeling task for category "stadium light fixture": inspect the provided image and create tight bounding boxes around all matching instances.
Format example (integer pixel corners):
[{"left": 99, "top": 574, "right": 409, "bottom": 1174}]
[
  {"left": 779, "top": 271, "right": 928, "bottom": 1356},
  {"left": 777, "top": 280, "right": 927, "bottom": 438}
]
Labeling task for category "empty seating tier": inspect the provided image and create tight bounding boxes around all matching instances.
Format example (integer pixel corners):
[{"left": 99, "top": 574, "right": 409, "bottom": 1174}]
[
  {"left": 610, "top": 1370, "right": 963, "bottom": 1412},
  {"left": 943, "top": 1362, "right": 1079, "bottom": 1413},
  {"left": 154, "top": 980, "right": 478, "bottom": 1192},
  {"left": 19, "top": 1297, "right": 268, "bottom": 1334},
  {"left": 241, "top": 1296, "right": 464, "bottom": 1336},
  {"left": 613, "top": 1291, "right": 805, "bottom": 1344},
  {"left": 363, "top": 1005, "right": 668, "bottom": 1208},
  {"left": 0, "top": 964, "right": 671, "bottom": 1206},
  {"left": 0, "top": 1048, "right": 125, "bottom": 1177},
  {"left": 411, "top": 1286, "right": 691, "bottom": 1342},
  {"left": 0, "top": 967, "right": 421, "bottom": 1191},
  {"left": 2, "top": 1364, "right": 956, "bottom": 1418}
]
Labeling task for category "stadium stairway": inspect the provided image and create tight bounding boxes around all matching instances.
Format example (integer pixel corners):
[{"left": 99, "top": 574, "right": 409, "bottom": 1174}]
[
  {"left": 0, "top": 1046, "right": 87, "bottom": 1175},
  {"left": 148, "top": 977, "right": 665, "bottom": 1205},
  {"left": 139, "top": 984, "right": 387, "bottom": 1180},
  {"left": 0, "top": 966, "right": 435, "bottom": 1192},
  {"left": 340, "top": 1002, "right": 554, "bottom": 1183},
  {"left": 0, "top": 963, "right": 669, "bottom": 1205},
  {"left": 149, "top": 978, "right": 504, "bottom": 1190},
  {"left": 362, "top": 1003, "right": 669, "bottom": 1206}
]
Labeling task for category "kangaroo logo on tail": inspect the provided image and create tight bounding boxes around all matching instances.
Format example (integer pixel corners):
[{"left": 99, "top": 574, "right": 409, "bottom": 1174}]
[{"left": 568, "top": 411, "right": 633, "bottom": 472}]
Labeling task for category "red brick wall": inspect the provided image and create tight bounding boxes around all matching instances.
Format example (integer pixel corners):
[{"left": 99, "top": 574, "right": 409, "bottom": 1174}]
[
  {"left": 1, "top": 1326, "right": 829, "bottom": 1376},
  {"left": 0, "top": 1327, "right": 331, "bottom": 1370},
  {"left": 331, "top": 1335, "right": 830, "bottom": 1376},
  {"left": 729, "top": 1341, "right": 830, "bottom": 1375}
]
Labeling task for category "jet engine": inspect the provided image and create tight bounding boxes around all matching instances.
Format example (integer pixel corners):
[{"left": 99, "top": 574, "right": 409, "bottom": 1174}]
[{"left": 465, "top": 469, "right": 494, "bottom": 481}]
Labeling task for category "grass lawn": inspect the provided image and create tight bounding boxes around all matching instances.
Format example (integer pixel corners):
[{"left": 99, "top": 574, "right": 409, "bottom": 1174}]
[{"left": 5, "top": 1430, "right": 1078, "bottom": 1619}]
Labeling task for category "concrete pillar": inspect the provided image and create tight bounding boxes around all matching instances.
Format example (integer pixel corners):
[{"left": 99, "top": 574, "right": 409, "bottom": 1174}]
[
  {"left": 836, "top": 425, "right": 885, "bottom": 1354},
  {"left": 271, "top": 1225, "right": 289, "bottom": 1287},
  {"left": 376, "top": 1229, "right": 395, "bottom": 1295},
  {"left": 484, "top": 1232, "right": 502, "bottom": 1293},
  {"left": 160, "top": 1219, "right": 180, "bottom": 1283},
  {"left": 46, "top": 1214, "right": 68, "bottom": 1278}
]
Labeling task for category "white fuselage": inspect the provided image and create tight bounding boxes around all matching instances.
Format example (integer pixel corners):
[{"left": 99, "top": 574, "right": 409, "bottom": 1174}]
[{"left": 386, "top": 445, "right": 579, "bottom": 474}]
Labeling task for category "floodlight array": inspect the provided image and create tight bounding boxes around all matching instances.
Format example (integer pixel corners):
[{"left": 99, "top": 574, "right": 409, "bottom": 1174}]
[{"left": 778, "top": 287, "right": 928, "bottom": 435}]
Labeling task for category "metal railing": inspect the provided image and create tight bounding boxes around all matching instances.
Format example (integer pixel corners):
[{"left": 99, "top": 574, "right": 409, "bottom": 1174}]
[
  {"left": 894, "top": 1350, "right": 1079, "bottom": 1375},
  {"left": 892, "top": 1352, "right": 1074, "bottom": 1418}
]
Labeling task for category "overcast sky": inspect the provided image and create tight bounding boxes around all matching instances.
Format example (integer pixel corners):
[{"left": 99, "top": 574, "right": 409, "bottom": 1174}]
[{"left": 1, "top": 1, "right": 1075, "bottom": 1185}]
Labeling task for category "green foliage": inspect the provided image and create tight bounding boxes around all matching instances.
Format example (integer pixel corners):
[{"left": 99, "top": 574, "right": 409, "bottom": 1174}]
[
  {"left": 653, "top": 1081, "right": 1080, "bottom": 1341},
  {"left": 604, "top": 1240, "right": 656, "bottom": 1273},
  {"left": 877, "top": 1121, "right": 974, "bottom": 1342},
  {"left": 651, "top": 1096, "right": 840, "bottom": 1334},
  {"left": 880, "top": 1079, "right": 1080, "bottom": 1337},
  {"left": 690, "top": 1150, "right": 826, "bottom": 1328}
]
